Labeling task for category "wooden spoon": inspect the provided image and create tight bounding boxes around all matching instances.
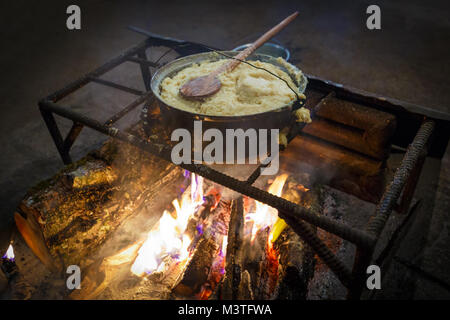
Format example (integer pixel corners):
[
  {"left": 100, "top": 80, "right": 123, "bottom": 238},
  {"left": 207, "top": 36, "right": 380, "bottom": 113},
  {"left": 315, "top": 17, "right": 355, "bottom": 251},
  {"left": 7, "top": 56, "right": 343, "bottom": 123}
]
[{"left": 179, "top": 11, "right": 299, "bottom": 100}]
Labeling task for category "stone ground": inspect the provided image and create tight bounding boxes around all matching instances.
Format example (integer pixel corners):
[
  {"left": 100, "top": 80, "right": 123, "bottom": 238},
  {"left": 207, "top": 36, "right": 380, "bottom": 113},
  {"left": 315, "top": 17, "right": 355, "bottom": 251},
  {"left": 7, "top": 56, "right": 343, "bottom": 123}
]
[{"left": 0, "top": 0, "right": 449, "bottom": 299}]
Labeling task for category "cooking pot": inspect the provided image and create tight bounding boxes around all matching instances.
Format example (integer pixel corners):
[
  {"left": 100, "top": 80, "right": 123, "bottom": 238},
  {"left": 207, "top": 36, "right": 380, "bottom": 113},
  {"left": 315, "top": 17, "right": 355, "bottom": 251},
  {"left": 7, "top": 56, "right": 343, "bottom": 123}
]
[{"left": 148, "top": 51, "right": 307, "bottom": 162}]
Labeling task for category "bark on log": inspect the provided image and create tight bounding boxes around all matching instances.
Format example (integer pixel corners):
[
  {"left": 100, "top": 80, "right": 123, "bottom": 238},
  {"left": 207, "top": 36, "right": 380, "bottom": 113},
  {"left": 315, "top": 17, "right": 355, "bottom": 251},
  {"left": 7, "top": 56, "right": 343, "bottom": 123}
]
[
  {"left": 15, "top": 137, "right": 182, "bottom": 269},
  {"left": 272, "top": 178, "right": 317, "bottom": 299},
  {"left": 172, "top": 199, "right": 230, "bottom": 298},
  {"left": 172, "top": 237, "right": 219, "bottom": 296},
  {"left": 252, "top": 227, "right": 273, "bottom": 300},
  {"left": 273, "top": 228, "right": 315, "bottom": 299},
  {"left": 62, "top": 160, "right": 118, "bottom": 189},
  {"left": 222, "top": 198, "right": 244, "bottom": 300},
  {"left": 237, "top": 270, "right": 254, "bottom": 300}
]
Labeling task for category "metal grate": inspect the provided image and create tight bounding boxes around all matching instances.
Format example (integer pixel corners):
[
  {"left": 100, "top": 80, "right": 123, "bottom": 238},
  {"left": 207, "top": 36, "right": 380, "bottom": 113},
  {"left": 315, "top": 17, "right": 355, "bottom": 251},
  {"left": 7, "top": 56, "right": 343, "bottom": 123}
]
[{"left": 38, "top": 33, "right": 436, "bottom": 298}]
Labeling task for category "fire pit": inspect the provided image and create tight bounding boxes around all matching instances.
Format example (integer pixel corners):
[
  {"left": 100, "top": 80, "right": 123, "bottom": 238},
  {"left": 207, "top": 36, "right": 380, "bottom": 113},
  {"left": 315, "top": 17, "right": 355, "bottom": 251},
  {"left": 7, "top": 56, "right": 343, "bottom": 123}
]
[{"left": 5, "top": 33, "right": 449, "bottom": 300}]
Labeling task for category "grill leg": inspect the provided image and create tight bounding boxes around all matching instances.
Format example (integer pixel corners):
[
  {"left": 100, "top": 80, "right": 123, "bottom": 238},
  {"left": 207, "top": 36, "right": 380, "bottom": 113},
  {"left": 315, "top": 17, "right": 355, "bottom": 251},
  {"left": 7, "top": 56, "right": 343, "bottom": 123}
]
[
  {"left": 137, "top": 49, "right": 152, "bottom": 91},
  {"left": 39, "top": 105, "right": 72, "bottom": 164},
  {"left": 397, "top": 148, "right": 427, "bottom": 214},
  {"left": 347, "top": 247, "right": 373, "bottom": 299},
  {"left": 63, "top": 122, "right": 84, "bottom": 153}
]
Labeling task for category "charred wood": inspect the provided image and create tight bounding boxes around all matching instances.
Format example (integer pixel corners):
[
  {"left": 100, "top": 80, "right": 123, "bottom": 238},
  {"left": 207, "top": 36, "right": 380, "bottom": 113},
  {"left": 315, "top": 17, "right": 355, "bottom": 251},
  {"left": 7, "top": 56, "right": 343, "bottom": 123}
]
[
  {"left": 172, "top": 237, "right": 218, "bottom": 296},
  {"left": 222, "top": 198, "right": 244, "bottom": 300},
  {"left": 273, "top": 228, "right": 315, "bottom": 299}
]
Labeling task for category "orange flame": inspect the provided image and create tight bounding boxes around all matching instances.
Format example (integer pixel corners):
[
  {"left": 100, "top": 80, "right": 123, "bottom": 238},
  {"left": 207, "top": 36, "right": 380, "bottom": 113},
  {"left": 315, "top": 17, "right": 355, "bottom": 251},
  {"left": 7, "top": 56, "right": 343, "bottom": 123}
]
[
  {"left": 297, "top": 184, "right": 310, "bottom": 193},
  {"left": 131, "top": 173, "right": 203, "bottom": 276}
]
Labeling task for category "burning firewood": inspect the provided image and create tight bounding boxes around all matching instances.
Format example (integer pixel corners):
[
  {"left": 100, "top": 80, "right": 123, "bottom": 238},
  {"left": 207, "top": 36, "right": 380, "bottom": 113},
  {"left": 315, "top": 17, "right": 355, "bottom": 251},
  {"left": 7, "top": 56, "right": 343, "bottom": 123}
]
[
  {"left": 172, "top": 237, "right": 219, "bottom": 296},
  {"left": 222, "top": 198, "right": 245, "bottom": 300},
  {"left": 249, "top": 227, "right": 274, "bottom": 299},
  {"left": 220, "top": 174, "right": 317, "bottom": 300},
  {"left": 69, "top": 173, "right": 227, "bottom": 300},
  {"left": 271, "top": 177, "right": 316, "bottom": 299},
  {"left": 172, "top": 199, "right": 230, "bottom": 298},
  {"left": 273, "top": 228, "right": 315, "bottom": 299},
  {"left": 237, "top": 270, "right": 254, "bottom": 300}
]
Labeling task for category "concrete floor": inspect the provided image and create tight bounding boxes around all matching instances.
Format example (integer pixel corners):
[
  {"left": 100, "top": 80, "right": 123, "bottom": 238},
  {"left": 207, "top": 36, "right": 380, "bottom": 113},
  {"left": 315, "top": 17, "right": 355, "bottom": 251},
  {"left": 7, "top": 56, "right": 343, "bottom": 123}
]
[{"left": 0, "top": 0, "right": 449, "bottom": 298}]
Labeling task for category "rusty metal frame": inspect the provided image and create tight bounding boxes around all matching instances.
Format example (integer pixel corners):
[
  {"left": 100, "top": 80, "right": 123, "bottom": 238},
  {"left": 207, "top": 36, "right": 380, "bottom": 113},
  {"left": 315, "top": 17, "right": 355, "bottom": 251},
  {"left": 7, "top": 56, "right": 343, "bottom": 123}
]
[{"left": 38, "top": 33, "right": 437, "bottom": 299}]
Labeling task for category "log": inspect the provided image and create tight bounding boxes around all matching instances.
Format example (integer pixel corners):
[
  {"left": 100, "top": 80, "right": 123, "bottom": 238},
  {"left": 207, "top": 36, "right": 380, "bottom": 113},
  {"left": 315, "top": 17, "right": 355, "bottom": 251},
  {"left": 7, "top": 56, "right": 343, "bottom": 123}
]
[
  {"left": 271, "top": 178, "right": 317, "bottom": 299},
  {"left": 172, "top": 200, "right": 230, "bottom": 297},
  {"left": 313, "top": 95, "right": 396, "bottom": 138},
  {"left": 285, "top": 134, "right": 382, "bottom": 176},
  {"left": 68, "top": 181, "right": 223, "bottom": 299},
  {"left": 14, "top": 211, "right": 59, "bottom": 273},
  {"left": 237, "top": 270, "right": 254, "bottom": 300},
  {"left": 281, "top": 134, "right": 385, "bottom": 203},
  {"left": 214, "top": 177, "right": 318, "bottom": 300},
  {"left": 62, "top": 160, "right": 118, "bottom": 189},
  {"left": 69, "top": 182, "right": 220, "bottom": 300},
  {"left": 303, "top": 118, "right": 391, "bottom": 160},
  {"left": 16, "top": 136, "right": 182, "bottom": 269},
  {"left": 172, "top": 237, "right": 219, "bottom": 296},
  {"left": 222, "top": 198, "right": 244, "bottom": 299},
  {"left": 282, "top": 88, "right": 396, "bottom": 202},
  {"left": 301, "top": 90, "right": 396, "bottom": 160},
  {"left": 273, "top": 228, "right": 315, "bottom": 299},
  {"left": 252, "top": 227, "right": 274, "bottom": 300}
]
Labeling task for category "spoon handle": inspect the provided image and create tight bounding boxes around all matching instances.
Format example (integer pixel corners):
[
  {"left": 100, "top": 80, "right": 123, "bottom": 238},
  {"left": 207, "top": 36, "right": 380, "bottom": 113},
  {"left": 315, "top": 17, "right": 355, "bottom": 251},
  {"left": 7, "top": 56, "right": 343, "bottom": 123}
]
[{"left": 211, "top": 11, "right": 299, "bottom": 77}]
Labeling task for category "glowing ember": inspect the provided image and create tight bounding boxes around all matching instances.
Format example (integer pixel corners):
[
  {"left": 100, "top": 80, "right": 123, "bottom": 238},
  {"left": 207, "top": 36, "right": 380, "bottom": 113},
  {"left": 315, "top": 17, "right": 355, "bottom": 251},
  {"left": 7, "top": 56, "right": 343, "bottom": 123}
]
[
  {"left": 131, "top": 173, "right": 204, "bottom": 276},
  {"left": 298, "top": 184, "right": 310, "bottom": 193},
  {"left": 3, "top": 244, "right": 14, "bottom": 261},
  {"left": 245, "top": 174, "right": 288, "bottom": 242}
]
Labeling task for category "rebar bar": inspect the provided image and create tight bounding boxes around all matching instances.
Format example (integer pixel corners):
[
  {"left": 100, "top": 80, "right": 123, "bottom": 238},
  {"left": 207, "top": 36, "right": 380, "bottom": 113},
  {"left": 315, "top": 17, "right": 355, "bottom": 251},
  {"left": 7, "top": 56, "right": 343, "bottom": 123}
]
[
  {"left": 366, "top": 119, "right": 435, "bottom": 238},
  {"left": 281, "top": 213, "right": 353, "bottom": 288},
  {"left": 46, "top": 40, "right": 149, "bottom": 102},
  {"left": 39, "top": 100, "right": 375, "bottom": 249}
]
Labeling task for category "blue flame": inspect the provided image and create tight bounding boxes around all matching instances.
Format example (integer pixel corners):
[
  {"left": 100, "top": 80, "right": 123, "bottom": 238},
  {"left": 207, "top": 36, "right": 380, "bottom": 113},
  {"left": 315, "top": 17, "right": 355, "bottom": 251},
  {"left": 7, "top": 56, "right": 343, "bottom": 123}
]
[{"left": 196, "top": 224, "right": 204, "bottom": 235}]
